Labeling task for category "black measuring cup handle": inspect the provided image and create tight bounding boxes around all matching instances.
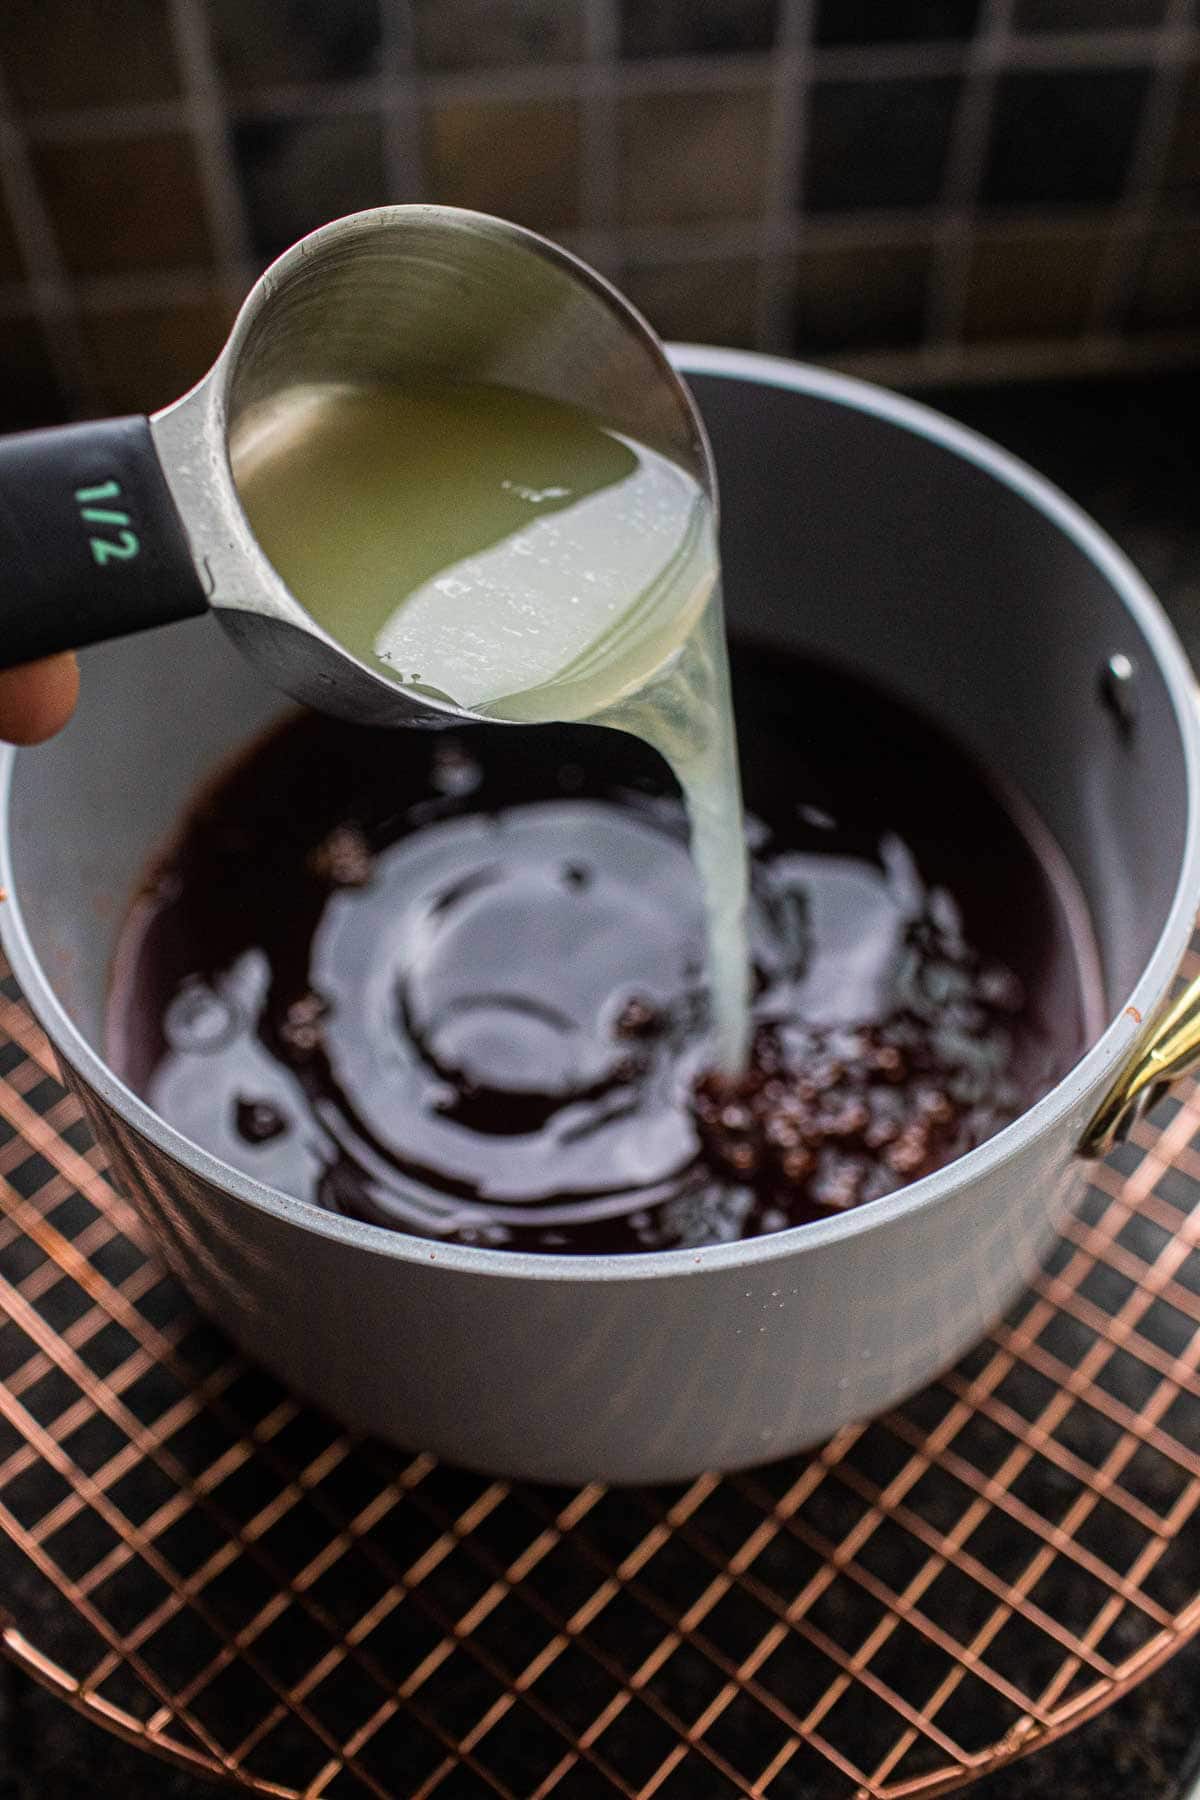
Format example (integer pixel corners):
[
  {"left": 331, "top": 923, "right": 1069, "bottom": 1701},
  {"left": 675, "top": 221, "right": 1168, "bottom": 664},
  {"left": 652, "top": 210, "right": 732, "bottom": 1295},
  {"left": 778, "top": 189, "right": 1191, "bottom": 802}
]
[{"left": 0, "top": 415, "right": 208, "bottom": 670}]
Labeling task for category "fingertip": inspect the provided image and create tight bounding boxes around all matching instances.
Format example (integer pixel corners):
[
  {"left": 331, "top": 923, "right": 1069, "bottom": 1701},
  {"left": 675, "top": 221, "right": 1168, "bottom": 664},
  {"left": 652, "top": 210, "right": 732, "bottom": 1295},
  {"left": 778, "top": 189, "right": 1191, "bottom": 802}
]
[{"left": 0, "top": 653, "right": 80, "bottom": 745}]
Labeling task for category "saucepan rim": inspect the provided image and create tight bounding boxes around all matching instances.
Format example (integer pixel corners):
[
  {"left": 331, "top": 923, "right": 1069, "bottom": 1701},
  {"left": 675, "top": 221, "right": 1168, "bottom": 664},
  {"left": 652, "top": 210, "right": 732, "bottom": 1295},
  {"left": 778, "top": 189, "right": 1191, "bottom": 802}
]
[{"left": 3, "top": 346, "right": 1198, "bottom": 1285}]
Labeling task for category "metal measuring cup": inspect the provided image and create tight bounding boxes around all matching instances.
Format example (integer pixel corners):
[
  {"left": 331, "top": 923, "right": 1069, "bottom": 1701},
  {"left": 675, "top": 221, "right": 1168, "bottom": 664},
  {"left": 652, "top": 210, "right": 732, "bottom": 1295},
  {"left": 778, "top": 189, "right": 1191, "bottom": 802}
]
[{"left": 0, "top": 205, "right": 715, "bottom": 726}]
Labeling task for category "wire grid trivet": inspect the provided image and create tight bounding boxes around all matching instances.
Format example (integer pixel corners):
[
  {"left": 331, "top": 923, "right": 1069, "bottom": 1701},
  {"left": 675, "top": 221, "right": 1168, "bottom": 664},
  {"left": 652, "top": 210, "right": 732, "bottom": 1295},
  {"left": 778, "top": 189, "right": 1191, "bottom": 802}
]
[{"left": 3, "top": 951, "right": 1200, "bottom": 1800}]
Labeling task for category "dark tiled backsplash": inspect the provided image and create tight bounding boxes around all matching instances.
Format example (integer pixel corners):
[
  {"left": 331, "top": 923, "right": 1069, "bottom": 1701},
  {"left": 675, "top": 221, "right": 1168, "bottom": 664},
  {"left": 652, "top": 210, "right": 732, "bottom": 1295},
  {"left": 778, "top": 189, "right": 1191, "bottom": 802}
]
[
  {"left": 981, "top": 68, "right": 1153, "bottom": 208},
  {"left": 0, "top": 0, "right": 1197, "bottom": 426},
  {"left": 426, "top": 97, "right": 582, "bottom": 231},
  {"left": 0, "top": 0, "right": 182, "bottom": 114},
  {"left": 31, "top": 135, "right": 215, "bottom": 277},
  {"left": 963, "top": 228, "right": 1106, "bottom": 341},
  {"left": 236, "top": 114, "right": 389, "bottom": 259},
  {"left": 620, "top": 0, "right": 780, "bottom": 59},
  {"left": 210, "top": 0, "right": 383, "bottom": 91},
  {"left": 620, "top": 88, "right": 769, "bottom": 224},
  {"left": 1134, "top": 221, "right": 1200, "bottom": 327},
  {"left": 805, "top": 78, "right": 959, "bottom": 213},
  {"left": 622, "top": 255, "right": 760, "bottom": 346},
  {"left": 416, "top": 0, "right": 584, "bottom": 70},
  {"left": 1012, "top": 0, "right": 1168, "bottom": 28},
  {"left": 1165, "top": 63, "right": 1200, "bottom": 205},
  {"left": 792, "top": 239, "right": 933, "bottom": 353},
  {"left": 815, "top": 2, "right": 984, "bottom": 47},
  {"left": 80, "top": 296, "right": 231, "bottom": 417}
]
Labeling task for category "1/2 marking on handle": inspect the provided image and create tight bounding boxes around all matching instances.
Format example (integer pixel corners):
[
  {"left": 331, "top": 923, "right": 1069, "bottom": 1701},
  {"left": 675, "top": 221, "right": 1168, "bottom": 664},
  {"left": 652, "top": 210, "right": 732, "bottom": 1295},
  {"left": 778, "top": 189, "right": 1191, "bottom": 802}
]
[{"left": 74, "top": 478, "right": 140, "bottom": 566}]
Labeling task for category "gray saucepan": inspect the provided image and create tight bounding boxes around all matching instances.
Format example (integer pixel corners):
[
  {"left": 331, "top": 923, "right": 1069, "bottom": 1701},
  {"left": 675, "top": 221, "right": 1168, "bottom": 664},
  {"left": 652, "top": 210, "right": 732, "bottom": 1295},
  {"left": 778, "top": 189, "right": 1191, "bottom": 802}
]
[{"left": 3, "top": 347, "right": 1198, "bottom": 1484}]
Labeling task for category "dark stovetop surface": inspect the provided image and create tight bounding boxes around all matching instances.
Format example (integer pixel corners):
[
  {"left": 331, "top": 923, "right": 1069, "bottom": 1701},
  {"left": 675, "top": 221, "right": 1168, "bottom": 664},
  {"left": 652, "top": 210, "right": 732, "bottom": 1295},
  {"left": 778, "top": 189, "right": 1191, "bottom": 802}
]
[{"left": 7, "top": 368, "right": 1200, "bottom": 1798}]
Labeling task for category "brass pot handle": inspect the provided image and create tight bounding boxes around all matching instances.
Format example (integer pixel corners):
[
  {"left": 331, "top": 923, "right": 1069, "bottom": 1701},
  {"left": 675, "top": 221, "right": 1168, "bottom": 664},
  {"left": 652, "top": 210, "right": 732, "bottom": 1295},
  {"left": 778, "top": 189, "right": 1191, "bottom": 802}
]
[{"left": 1082, "top": 972, "right": 1200, "bottom": 1157}]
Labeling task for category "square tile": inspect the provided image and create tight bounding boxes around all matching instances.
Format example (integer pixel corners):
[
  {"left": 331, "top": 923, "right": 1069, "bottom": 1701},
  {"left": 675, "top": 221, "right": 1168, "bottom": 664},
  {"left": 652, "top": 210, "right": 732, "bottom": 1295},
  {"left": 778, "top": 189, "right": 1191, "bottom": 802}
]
[
  {"left": 32, "top": 134, "right": 214, "bottom": 275},
  {"left": 0, "top": 317, "right": 67, "bottom": 429},
  {"left": 413, "top": 0, "right": 584, "bottom": 70},
  {"left": 816, "top": 0, "right": 982, "bottom": 44},
  {"left": 81, "top": 294, "right": 234, "bottom": 414},
  {"left": 424, "top": 98, "right": 580, "bottom": 230},
  {"left": 620, "top": 0, "right": 779, "bottom": 59},
  {"left": 981, "top": 68, "right": 1152, "bottom": 208},
  {"left": 234, "top": 113, "right": 388, "bottom": 261},
  {"left": 806, "top": 77, "right": 959, "bottom": 212},
  {"left": 619, "top": 88, "right": 769, "bottom": 225},
  {"left": 1013, "top": 0, "right": 1165, "bottom": 26},
  {"left": 0, "top": 189, "right": 23, "bottom": 283},
  {"left": 963, "top": 228, "right": 1106, "bottom": 339},
  {"left": 209, "top": 0, "right": 381, "bottom": 93},
  {"left": 791, "top": 237, "right": 931, "bottom": 353},
  {"left": 621, "top": 257, "right": 759, "bottom": 346},
  {"left": 0, "top": 0, "right": 180, "bottom": 114},
  {"left": 1129, "top": 224, "right": 1200, "bottom": 329},
  {"left": 1163, "top": 63, "right": 1200, "bottom": 210}
]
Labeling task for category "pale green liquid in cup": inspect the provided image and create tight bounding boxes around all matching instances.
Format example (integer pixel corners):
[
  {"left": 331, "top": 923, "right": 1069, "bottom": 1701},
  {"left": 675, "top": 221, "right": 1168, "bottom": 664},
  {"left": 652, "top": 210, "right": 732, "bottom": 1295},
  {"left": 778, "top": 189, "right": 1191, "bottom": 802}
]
[{"left": 231, "top": 379, "right": 750, "bottom": 1071}]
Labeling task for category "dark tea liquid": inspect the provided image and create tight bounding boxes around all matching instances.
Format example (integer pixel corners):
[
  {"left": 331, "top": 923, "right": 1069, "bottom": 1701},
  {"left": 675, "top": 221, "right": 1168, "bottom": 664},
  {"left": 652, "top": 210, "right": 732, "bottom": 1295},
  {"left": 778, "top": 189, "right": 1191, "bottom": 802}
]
[{"left": 107, "top": 650, "right": 1098, "bottom": 1253}]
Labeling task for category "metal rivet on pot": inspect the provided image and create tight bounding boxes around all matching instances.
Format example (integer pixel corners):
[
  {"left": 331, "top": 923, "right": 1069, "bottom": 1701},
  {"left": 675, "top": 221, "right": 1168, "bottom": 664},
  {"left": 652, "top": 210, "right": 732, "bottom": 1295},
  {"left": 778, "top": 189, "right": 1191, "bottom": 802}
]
[{"left": 1100, "top": 652, "right": 1138, "bottom": 738}]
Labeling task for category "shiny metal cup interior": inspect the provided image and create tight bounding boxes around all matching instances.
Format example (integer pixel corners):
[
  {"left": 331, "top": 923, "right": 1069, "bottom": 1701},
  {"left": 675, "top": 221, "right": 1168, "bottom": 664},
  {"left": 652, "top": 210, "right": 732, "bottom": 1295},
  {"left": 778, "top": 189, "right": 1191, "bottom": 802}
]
[
  {"left": 5, "top": 350, "right": 1200, "bottom": 1484},
  {"left": 151, "top": 204, "right": 715, "bottom": 727}
]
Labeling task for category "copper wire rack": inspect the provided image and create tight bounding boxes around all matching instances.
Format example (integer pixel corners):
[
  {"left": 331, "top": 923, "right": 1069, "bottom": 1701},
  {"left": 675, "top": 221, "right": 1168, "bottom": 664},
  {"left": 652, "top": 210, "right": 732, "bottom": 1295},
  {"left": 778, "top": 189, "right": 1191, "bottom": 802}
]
[{"left": 4, "top": 947, "right": 1200, "bottom": 1800}]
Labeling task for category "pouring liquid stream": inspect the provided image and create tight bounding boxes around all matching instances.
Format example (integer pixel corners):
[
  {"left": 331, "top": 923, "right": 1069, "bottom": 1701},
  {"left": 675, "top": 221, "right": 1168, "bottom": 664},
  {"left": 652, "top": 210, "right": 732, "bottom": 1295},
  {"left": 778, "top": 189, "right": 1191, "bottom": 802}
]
[{"left": 230, "top": 379, "right": 751, "bottom": 1073}]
